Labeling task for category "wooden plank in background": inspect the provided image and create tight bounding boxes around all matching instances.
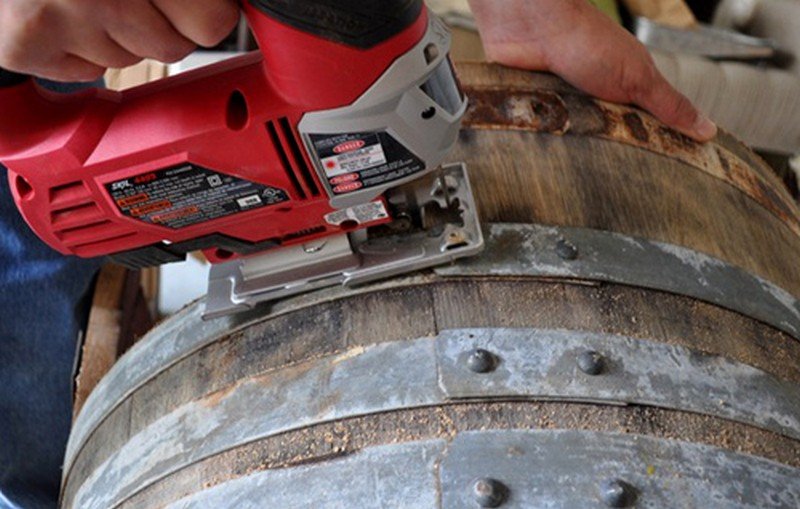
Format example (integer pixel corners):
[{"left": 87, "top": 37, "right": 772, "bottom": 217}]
[
  {"left": 73, "top": 265, "right": 127, "bottom": 418},
  {"left": 622, "top": 0, "right": 697, "bottom": 27},
  {"left": 74, "top": 265, "right": 156, "bottom": 417}
]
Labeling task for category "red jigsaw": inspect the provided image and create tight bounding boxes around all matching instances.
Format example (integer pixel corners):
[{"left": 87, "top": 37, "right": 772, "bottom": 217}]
[{"left": 0, "top": 0, "right": 464, "bottom": 266}]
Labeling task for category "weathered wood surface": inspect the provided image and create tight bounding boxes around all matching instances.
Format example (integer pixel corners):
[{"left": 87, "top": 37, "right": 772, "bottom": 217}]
[
  {"left": 63, "top": 279, "right": 800, "bottom": 509},
  {"left": 121, "top": 403, "right": 800, "bottom": 509},
  {"left": 74, "top": 266, "right": 156, "bottom": 417},
  {"left": 62, "top": 64, "right": 800, "bottom": 508},
  {"left": 73, "top": 265, "right": 127, "bottom": 419},
  {"left": 454, "top": 63, "right": 800, "bottom": 297}
]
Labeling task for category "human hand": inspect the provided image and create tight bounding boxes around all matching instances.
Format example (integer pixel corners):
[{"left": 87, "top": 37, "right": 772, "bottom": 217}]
[
  {"left": 468, "top": 0, "right": 717, "bottom": 142},
  {"left": 0, "top": 0, "right": 239, "bottom": 82}
]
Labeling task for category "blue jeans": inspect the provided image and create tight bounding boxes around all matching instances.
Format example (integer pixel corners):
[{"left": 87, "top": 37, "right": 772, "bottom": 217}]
[{"left": 0, "top": 80, "right": 104, "bottom": 509}]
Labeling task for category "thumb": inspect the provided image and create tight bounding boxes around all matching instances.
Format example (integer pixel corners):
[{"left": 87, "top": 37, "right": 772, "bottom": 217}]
[{"left": 634, "top": 75, "right": 717, "bottom": 142}]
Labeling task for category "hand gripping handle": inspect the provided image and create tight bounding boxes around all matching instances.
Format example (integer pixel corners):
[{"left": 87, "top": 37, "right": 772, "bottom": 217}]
[{"left": 247, "top": 0, "right": 424, "bottom": 48}]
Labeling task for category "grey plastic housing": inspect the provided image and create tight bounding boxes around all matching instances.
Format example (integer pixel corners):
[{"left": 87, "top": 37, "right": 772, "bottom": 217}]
[{"left": 298, "top": 11, "right": 467, "bottom": 210}]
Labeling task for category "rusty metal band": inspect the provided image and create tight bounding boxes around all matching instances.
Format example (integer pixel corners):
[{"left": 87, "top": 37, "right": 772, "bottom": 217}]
[
  {"left": 462, "top": 84, "right": 800, "bottom": 238},
  {"left": 163, "top": 431, "right": 800, "bottom": 508},
  {"left": 67, "top": 330, "right": 800, "bottom": 509},
  {"left": 436, "top": 223, "right": 800, "bottom": 339}
]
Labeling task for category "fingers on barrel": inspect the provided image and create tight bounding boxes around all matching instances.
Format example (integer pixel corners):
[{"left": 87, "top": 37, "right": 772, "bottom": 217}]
[{"left": 625, "top": 56, "right": 717, "bottom": 142}]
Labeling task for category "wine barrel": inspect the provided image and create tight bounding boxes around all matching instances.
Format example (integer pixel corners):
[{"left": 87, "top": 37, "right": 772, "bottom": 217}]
[{"left": 62, "top": 64, "right": 800, "bottom": 508}]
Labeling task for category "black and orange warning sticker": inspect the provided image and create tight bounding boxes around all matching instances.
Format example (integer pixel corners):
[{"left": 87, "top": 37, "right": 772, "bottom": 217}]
[{"left": 106, "top": 164, "right": 288, "bottom": 229}]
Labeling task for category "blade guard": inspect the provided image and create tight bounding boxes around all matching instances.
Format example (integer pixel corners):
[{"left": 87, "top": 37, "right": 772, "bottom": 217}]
[{"left": 204, "top": 162, "right": 483, "bottom": 319}]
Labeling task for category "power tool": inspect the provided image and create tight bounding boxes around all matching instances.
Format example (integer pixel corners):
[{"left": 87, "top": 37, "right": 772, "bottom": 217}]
[{"left": 0, "top": 0, "right": 483, "bottom": 318}]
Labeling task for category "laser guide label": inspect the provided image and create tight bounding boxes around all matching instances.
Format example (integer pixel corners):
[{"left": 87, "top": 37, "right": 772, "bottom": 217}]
[{"left": 310, "top": 131, "right": 425, "bottom": 195}]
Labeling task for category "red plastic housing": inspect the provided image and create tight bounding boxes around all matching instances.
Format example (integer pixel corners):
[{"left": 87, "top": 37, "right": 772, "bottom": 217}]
[{"left": 0, "top": 5, "right": 428, "bottom": 264}]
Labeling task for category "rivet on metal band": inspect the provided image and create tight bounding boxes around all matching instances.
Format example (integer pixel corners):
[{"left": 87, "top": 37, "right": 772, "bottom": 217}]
[
  {"left": 160, "top": 430, "right": 800, "bottom": 508},
  {"left": 68, "top": 330, "right": 800, "bottom": 508}
]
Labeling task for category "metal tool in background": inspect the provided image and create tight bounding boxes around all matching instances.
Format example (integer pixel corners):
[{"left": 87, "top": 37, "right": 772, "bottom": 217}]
[{"left": 635, "top": 16, "right": 789, "bottom": 63}]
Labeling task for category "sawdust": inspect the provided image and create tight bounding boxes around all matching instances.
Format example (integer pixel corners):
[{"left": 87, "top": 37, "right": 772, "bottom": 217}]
[{"left": 118, "top": 401, "right": 800, "bottom": 509}]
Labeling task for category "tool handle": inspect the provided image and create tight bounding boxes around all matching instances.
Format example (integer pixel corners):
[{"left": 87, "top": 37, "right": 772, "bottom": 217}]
[
  {"left": 247, "top": 0, "right": 424, "bottom": 48},
  {"left": 244, "top": 0, "right": 428, "bottom": 106},
  {"left": 0, "top": 68, "right": 30, "bottom": 88}
]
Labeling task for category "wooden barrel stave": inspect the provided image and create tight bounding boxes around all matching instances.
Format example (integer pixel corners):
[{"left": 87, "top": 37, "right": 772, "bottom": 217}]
[
  {"left": 63, "top": 279, "right": 800, "bottom": 508},
  {"left": 440, "top": 224, "right": 800, "bottom": 337},
  {"left": 65, "top": 277, "right": 800, "bottom": 504},
  {"left": 62, "top": 64, "right": 800, "bottom": 508},
  {"left": 125, "top": 408, "right": 800, "bottom": 508},
  {"left": 452, "top": 63, "right": 800, "bottom": 297},
  {"left": 453, "top": 132, "right": 800, "bottom": 296}
]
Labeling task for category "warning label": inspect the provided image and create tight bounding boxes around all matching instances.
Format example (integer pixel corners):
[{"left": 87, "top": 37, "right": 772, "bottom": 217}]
[
  {"left": 106, "top": 164, "right": 289, "bottom": 229},
  {"left": 310, "top": 131, "right": 424, "bottom": 195},
  {"left": 321, "top": 134, "right": 386, "bottom": 176}
]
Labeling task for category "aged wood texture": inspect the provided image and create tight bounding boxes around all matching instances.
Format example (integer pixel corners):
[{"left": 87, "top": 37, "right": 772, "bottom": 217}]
[
  {"left": 462, "top": 89, "right": 800, "bottom": 229},
  {"left": 73, "top": 266, "right": 155, "bottom": 417},
  {"left": 61, "top": 280, "right": 800, "bottom": 509},
  {"left": 119, "top": 403, "right": 800, "bottom": 509},
  {"left": 63, "top": 65, "right": 800, "bottom": 508},
  {"left": 68, "top": 277, "right": 800, "bottom": 462},
  {"left": 73, "top": 265, "right": 126, "bottom": 418},
  {"left": 455, "top": 63, "right": 790, "bottom": 193},
  {"left": 453, "top": 63, "right": 800, "bottom": 297}
]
